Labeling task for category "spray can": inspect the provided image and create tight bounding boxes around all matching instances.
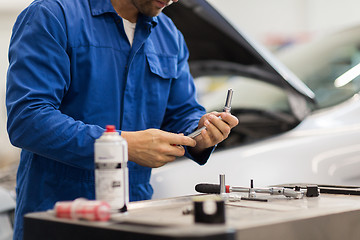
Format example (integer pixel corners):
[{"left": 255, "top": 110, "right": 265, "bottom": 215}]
[{"left": 95, "top": 125, "right": 128, "bottom": 212}]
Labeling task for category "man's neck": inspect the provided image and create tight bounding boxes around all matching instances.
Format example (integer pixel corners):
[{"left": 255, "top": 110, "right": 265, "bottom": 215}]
[{"left": 111, "top": 0, "right": 138, "bottom": 23}]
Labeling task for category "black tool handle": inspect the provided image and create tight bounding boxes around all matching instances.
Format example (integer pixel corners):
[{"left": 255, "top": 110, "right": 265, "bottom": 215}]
[{"left": 195, "top": 183, "right": 221, "bottom": 194}]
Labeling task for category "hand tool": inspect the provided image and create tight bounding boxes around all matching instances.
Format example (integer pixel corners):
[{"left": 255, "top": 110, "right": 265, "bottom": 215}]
[{"left": 188, "top": 88, "right": 233, "bottom": 138}]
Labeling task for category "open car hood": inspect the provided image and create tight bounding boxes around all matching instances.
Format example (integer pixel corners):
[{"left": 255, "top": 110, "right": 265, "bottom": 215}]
[{"left": 163, "top": 0, "right": 315, "bottom": 119}]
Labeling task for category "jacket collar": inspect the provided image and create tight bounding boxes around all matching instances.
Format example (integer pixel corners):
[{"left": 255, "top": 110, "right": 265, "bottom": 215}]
[
  {"left": 89, "top": 0, "right": 158, "bottom": 27},
  {"left": 89, "top": 0, "right": 116, "bottom": 16}
]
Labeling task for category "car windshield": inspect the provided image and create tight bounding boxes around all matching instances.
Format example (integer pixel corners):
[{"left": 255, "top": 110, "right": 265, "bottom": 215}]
[{"left": 276, "top": 26, "right": 360, "bottom": 109}]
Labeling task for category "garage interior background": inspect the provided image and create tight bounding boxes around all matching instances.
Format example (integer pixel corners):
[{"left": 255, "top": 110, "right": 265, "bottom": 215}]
[{"left": 1, "top": 0, "right": 360, "bottom": 168}]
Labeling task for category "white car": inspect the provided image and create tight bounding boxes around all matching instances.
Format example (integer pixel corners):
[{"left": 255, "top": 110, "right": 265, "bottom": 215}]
[
  {"left": 0, "top": 186, "right": 15, "bottom": 240},
  {"left": 151, "top": 1, "right": 360, "bottom": 199},
  {"left": 0, "top": 164, "right": 16, "bottom": 240}
]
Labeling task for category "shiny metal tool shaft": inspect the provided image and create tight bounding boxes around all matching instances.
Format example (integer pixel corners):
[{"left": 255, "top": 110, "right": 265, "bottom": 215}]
[
  {"left": 188, "top": 88, "right": 233, "bottom": 138},
  {"left": 223, "top": 88, "right": 233, "bottom": 113}
]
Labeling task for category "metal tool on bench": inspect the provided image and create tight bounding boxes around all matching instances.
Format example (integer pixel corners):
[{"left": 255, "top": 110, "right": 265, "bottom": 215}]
[{"left": 195, "top": 175, "right": 320, "bottom": 200}]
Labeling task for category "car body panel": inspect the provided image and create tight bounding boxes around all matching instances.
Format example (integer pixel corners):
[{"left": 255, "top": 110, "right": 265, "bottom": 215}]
[{"left": 0, "top": 187, "right": 15, "bottom": 240}]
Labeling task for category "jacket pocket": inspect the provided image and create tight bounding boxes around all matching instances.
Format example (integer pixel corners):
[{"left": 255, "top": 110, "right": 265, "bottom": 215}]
[{"left": 146, "top": 53, "right": 177, "bottom": 79}]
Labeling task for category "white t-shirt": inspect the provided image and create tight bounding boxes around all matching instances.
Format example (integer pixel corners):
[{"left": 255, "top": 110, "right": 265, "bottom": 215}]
[{"left": 123, "top": 18, "right": 136, "bottom": 46}]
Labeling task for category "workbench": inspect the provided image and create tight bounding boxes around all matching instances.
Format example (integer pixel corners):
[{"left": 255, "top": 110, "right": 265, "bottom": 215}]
[{"left": 24, "top": 192, "right": 360, "bottom": 240}]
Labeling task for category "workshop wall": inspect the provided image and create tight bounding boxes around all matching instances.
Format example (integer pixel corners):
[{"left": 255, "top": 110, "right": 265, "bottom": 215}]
[
  {"left": 208, "top": 0, "right": 360, "bottom": 50},
  {"left": 0, "top": 10, "right": 20, "bottom": 167}
]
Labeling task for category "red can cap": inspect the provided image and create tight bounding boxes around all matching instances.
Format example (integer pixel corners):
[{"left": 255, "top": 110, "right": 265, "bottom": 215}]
[{"left": 105, "top": 125, "right": 116, "bottom": 132}]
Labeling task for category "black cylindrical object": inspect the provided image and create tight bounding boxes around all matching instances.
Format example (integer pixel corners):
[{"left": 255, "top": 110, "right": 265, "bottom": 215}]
[
  {"left": 195, "top": 183, "right": 221, "bottom": 194},
  {"left": 193, "top": 196, "right": 225, "bottom": 224}
]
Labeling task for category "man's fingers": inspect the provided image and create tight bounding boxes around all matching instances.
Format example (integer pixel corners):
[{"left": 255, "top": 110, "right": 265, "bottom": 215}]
[
  {"left": 169, "top": 133, "right": 197, "bottom": 147},
  {"left": 204, "top": 118, "right": 225, "bottom": 142},
  {"left": 169, "top": 144, "right": 186, "bottom": 157},
  {"left": 208, "top": 115, "right": 230, "bottom": 137},
  {"left": 219, "top": 112, "right": 239, "bottom": 128}
]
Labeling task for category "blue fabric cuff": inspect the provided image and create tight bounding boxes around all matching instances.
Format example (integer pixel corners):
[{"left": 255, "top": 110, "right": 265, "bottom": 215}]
[{"left": 185, "top": 145, "right": 216, "bottom": 166}]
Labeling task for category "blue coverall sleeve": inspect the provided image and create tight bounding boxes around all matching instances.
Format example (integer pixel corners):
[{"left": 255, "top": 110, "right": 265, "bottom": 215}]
[
  {"left": 6, "top": 3, "right": 103, "bottom": 170},
  {"left": 161, "top": 30, "right": 214, "bottom": 164}
]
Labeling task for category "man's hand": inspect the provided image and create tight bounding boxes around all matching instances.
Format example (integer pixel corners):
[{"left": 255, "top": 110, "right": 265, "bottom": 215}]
[
  {"left": 121, "top": 129, "right": 196, "bottom": 168},
  {"left": 190, "top": 112, "right": 239, "bottom": 153}
]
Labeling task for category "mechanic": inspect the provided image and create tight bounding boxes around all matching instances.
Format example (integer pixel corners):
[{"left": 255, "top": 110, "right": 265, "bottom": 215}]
[{"left": 6, "top": 0, "right": 238, "bottom": 239}]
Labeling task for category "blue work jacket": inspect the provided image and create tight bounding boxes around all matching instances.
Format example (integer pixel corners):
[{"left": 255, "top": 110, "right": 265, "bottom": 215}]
[{"left": 6, "top": 0, "right": 212, "bottom": 239}]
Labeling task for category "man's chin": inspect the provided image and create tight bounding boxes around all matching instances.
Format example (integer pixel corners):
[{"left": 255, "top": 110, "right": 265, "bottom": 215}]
[{"left": 139, "top": 0, "right": 173, "bottom": 17}]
